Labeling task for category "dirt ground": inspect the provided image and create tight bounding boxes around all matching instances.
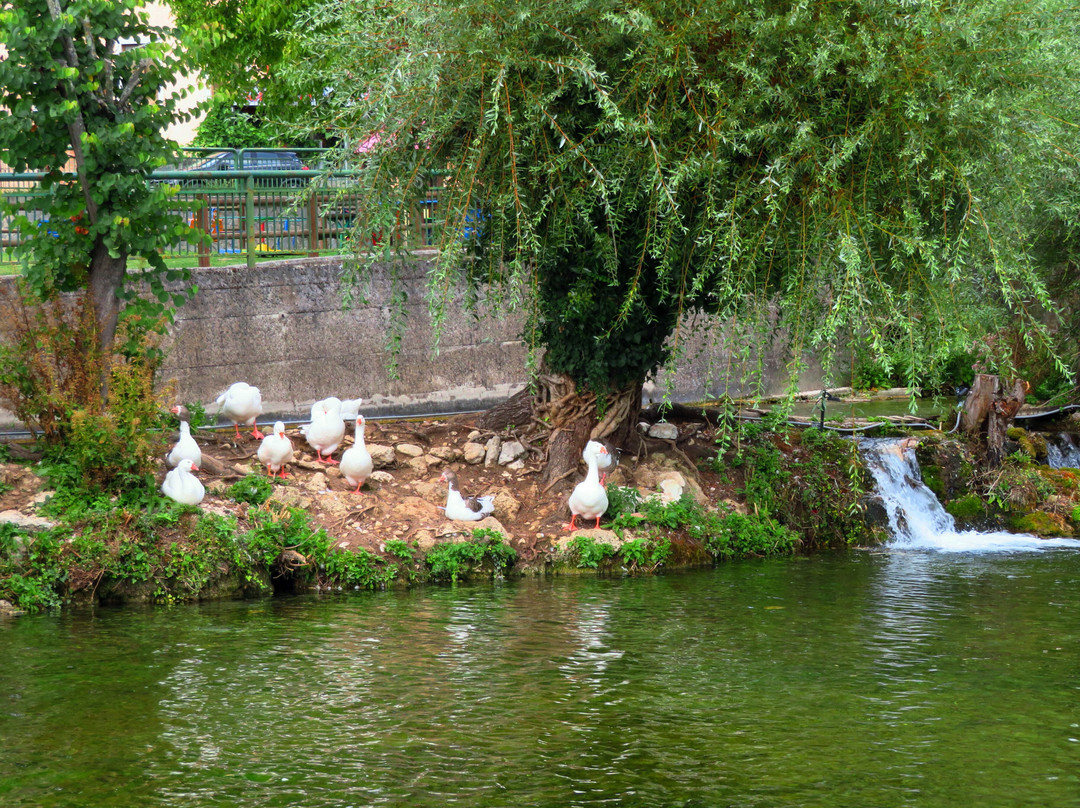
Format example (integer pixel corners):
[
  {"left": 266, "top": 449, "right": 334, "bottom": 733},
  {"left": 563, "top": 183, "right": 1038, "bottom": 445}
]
[
  {"left": 0, "top": 410, "right": 739, "bottom": 570},
  {"left": 171, "top": 414, "right": 728, "bottom": 561}
]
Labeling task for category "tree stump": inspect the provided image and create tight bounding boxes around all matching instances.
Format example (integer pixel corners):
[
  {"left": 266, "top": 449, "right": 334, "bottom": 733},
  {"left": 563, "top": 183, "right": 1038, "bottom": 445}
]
[{"left": 960, "top": 374, "right": 1029, "bottom": 467}]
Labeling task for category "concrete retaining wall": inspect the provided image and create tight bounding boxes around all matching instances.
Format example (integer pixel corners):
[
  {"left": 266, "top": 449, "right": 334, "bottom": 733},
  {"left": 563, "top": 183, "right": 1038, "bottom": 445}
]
[{"left": 3, "top": 256, "right": 826, "bottom": 422}]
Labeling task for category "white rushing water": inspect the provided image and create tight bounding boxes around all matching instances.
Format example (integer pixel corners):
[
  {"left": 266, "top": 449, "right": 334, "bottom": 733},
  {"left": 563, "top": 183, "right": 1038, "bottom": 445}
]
[
  {"left": 859, "top": 438, "right": 1080, "bottom": 553},
  {"left": 1045, "top": 432, "right": 1080, "bottom": 469}
]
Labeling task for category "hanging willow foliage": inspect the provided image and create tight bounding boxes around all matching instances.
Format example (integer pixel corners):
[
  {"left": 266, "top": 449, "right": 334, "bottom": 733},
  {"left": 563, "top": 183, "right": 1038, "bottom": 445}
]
[{"left": 282, "top": 0, "right": 1080, "bottom": 393}]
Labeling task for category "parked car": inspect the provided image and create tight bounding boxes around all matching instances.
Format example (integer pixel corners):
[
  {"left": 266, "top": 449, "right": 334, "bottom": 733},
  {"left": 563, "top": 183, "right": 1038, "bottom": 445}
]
[{"left": 153, "top": 150, "right": 313, "bottom": 189}]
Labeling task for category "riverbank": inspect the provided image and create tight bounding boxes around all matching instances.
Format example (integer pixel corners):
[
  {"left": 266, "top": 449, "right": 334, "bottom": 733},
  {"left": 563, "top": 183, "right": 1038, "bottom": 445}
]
[{"left": 2, "top": 410, "right": 1079, "bottom": 614}]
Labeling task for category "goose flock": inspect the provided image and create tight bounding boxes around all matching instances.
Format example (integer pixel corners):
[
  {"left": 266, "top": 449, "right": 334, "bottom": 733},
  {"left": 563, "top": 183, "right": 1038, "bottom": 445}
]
[{"left": 162, "top": 381, "right": 615, "bottom": 531}]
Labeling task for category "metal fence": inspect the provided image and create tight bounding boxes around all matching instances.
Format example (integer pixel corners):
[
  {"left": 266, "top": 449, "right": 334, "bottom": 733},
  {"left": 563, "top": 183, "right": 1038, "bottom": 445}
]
[{"left": 0, "top": 149, "right": 445, "bottom": 270}]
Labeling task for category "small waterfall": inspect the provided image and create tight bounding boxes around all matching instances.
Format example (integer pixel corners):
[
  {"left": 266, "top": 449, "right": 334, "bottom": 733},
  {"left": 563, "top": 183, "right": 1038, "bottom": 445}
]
[
  {"left": 859, "top": 438, "right": 1080, "bottom": 553},
  {"left": 1045, "top": 432, "right": 1080, "bottom": 469}
]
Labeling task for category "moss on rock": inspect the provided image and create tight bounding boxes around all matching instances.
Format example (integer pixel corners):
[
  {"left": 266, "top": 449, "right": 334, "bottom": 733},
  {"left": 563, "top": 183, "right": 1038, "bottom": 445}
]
[
  {"left": 946, "top": 494, "right": 985, "bottom": 525},
  {"left": 1006, "top": 511, "right": 1069, "bottom": 537}
]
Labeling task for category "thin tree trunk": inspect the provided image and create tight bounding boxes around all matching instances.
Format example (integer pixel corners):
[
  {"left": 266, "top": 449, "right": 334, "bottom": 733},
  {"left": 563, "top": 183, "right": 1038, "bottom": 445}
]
[{"left": 88, "top": 239, "right": 126, "bottom": 404}]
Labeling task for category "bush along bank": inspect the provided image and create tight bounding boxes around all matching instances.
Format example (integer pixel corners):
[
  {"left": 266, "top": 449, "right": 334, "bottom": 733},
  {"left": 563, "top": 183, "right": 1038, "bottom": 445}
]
[{"left": 8, "top": 412, "right": 1077, "bottom": 615}]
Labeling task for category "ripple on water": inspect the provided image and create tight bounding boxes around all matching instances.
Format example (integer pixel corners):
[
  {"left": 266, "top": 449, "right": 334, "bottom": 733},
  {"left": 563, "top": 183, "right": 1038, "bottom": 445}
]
[{"left": 2, "top": 562, "right": 1080, "bottom": 807}]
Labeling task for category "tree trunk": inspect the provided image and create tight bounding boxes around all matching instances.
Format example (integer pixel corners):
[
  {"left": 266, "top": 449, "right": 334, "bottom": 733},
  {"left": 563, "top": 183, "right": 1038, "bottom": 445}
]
[
  {"left": 477, "top": 368, "right": 645, "bottom": 490},
  {"left": 88, "top": 239, "right": 126, "bottom": 403},
  {"left": 987, "top": 378, "right": 1029, "bottom": 468},
  {"left": 961, "top": 373, "right": 997, "bottom": 435},
  {"left": 534, "top": 372, "right": 643, "bottom": 489},
  {"left": 960, "top": 373, "right": 1029, "bottom": 467}
]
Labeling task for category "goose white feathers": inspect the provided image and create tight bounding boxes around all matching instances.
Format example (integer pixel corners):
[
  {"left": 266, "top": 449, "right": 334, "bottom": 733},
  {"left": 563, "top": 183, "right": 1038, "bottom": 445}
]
[
  {"left": 568, "top": 445, "right": 609, "bottom": 530},
  {"left": 340, "top": 415, "right": 374, "bottom": 493},
  {"left": 440, "top": 470, "right": 495, "bottom": 521},
  {"left": 216, "top": 382, "right": 264, "bottom": 440},
  {"left": 304, "top": 397, "right": 346, "bottom": 463},
  {"left": 257, "top": 421, "right": 294, "bottom": 478},
  {"left": 161, "top": 458, "right": 204, "bottom": 506},
  {"left": 583, "top": 439, "right": 620, "bottom": 484},
  {"left": 166, "top": 405, "right": 201, "bottom": 469}
]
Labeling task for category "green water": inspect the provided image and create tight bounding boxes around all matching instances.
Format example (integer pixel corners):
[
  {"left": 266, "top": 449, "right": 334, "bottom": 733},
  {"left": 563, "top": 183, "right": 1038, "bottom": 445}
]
[{"left": 3, "top": 551, "right": 1079, "bottom": 807}]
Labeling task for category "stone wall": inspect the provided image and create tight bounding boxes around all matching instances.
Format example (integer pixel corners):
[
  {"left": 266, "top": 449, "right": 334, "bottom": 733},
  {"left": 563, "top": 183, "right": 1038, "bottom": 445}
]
[
  {"left": 160, "top": 254, "right": 531, "bottom": 419},
  {"left": 1, "top": 256, "right": 827, "bottom": 423}
]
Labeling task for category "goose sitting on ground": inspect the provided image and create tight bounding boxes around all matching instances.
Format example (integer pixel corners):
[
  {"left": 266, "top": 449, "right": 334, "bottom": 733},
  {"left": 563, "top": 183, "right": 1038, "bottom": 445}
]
[
  {"left": 161, "top": 458, "right": 204, "bottom": 506},
  {"left": 216, "top": 382, "right": 264, "bottom": 441},
  {"left": 166, "top": 405, "right": 202, "bottom": 470},
  {"left": 304, "top": 397, "right": 346, "bottom": 464},
  {"left": 583, "top": 439, "right": 620, "bottom": 485},
  {"left": 257, "top": 421, "right": 294, "bottom": 478},
  {"left": 568, "top": 444, "right": 609, "bottom": 530},
  {"left": 439, "top": 469, "right": 495, "bottom": 521},
  {"left": 340, "top": 415, "right": 374, "bottom": 494}
]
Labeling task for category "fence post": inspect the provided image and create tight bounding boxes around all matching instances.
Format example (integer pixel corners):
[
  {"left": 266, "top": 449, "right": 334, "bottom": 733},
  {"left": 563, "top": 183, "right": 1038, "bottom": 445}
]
[
  {"left": 308, "top": 190, "right": 319, "bottom": 257},
  {"left": 246, "top": 174, "right": 256, "bottom": 271},
  {"left": 197, "top": 195, "right": 210, "bottom": 268}
]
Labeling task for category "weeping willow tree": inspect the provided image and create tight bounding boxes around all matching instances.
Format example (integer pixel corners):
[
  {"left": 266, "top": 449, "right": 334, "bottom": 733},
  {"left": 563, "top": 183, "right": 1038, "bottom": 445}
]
[{"left": 282, "top": 0, "right": 1080, "bottom": 480}]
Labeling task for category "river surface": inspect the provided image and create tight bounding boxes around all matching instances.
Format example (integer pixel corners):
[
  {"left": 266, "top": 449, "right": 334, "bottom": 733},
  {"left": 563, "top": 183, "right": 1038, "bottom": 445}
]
[{"left": 3, "top": 551, "right": 1080, "bottom": 808}]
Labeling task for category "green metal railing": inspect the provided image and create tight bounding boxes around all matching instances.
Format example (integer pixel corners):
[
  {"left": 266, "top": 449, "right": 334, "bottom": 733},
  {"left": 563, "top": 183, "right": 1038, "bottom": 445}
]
[{"left": 1, "top": 149, "right": 445, "bottom": 270}]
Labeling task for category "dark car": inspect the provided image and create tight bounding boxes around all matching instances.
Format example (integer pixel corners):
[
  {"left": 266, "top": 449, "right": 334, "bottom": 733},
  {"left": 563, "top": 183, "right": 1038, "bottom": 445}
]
[{"left": 162, "top": 150, "right": 313, "bottom": 189}]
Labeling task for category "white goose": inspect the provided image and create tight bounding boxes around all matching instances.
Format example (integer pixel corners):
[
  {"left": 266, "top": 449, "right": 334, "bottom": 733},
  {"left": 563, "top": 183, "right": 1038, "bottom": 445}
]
[
  {"left": 161, "top": 458, "right": 204, "bottom": 506},
  {"left": 340, "top": 415, "right": 374, "bottom": 494},
  {"left": 303, "top": 396, "right": 363, "bottom": 427},
  {"left": 439, "top": 470, "right": 495, "bottom": 521},
  {"left": 583, "top": 439, "right": 620, "bottom": 485},
  {"left": 216, "top": 382, "right": 264, "bottom": 440},
  {"left": 568, "top": 444, "right": 609, "bottom": 530},
  {"left": 257, "top": 421, "right": 294, "bottom": 479},
  {"left": 304, "top": 397, "right": 346, "bottom": 464},
  {"left": 166, "top": 405, "right": 201, "bottom": 469}
]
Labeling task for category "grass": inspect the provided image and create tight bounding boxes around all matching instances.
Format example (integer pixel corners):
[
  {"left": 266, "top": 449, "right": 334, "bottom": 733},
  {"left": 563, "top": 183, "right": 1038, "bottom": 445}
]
[{"left": 0, "top": 249, "right": 346, "bottom": 275}]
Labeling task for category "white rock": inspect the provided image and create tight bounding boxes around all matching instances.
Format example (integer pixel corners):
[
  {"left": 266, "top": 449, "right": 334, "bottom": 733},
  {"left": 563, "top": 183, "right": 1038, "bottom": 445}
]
[
  {"left": 462, "top": 442, "right": 486, "bottom": 465},
  {"left": 0, "top": 510, "right": 54, "bottom": 533},
  {"left": 429, "top": 446, "right": 461, "bottom": 463},
  {"left": 396, "top": 443, "right": 425, "bottom": 458},
  {"left": 648, "top": 422, "right": 679, "bottom": 440},
  {"left": 498, "top": 440, "right": 527, "bottom": 465},
  {"left": 484, "top": 436, "right": 502, "bottom": 467},
  {"left": 367, "top": 444, "right": 397, "bottom": 468},
  {"left": 370, "top": 470, "right": 395, "bottom": 484}
]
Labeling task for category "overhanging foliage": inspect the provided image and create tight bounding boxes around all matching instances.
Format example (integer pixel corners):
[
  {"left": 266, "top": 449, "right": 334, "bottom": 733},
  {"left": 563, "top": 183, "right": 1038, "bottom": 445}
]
[{"left": 283, "top": 0, "right": 1080, "bottom": 392}]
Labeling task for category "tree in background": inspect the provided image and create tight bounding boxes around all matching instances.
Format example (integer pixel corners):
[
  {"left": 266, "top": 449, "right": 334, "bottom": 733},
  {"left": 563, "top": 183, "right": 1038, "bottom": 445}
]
[
  {"left": 192, "top": 93, "right": 281, "bottom": 149},
  {"left": 283, "top": 0, "right": 1080, "bottom": 480},
  {"left": 0, "top": 0, "right": 199, "bottom": 484},
  {"left": 0, "top": 0, "right": 198, "bottom": 362},
  {"left": 166, "top": 0, "right": 316, "bottom": 118}
]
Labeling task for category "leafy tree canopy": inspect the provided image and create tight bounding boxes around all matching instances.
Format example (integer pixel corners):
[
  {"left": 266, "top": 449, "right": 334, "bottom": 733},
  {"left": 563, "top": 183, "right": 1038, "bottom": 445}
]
[
  {"left": 283, "top": 0, "right": 1080, "bottom": 395},
  {"left": 0, "top": 0, "right": 199, "bottom": 356},
  {"left": 167, "top": 0, "right": 317, "bottom": 115}
]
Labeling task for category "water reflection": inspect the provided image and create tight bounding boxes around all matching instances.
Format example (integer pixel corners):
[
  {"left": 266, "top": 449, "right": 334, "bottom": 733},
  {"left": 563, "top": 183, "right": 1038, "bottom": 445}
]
[{"left": 2, "top": 560, "right": 1079, "bottom": 808}]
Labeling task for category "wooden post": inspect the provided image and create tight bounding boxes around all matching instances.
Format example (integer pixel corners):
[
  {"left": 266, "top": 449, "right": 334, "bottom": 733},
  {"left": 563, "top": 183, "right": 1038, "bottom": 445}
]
[{"left": 245, "top": 175, "right": 256, "bottom": 271}]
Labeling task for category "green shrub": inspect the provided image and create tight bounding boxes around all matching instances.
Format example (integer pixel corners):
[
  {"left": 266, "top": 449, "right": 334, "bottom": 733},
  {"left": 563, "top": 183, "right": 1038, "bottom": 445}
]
[
  {"left": 227, "top": 475, "right": 275, "bottom": 505},
  {"left": 605, "top": 485, "right": 642, "bottom": 520},
  {"left": 700, "top": 511, "right": 799, "bottom": 559},
  {"left": 620, "top": 535, "right": 671, "bottom": 571},
  {"left": 570, "top": 534, "right": 617, "bottom": 568},
  {"left": 425, "top": 530, "right": 516, "bottom": 582}
]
